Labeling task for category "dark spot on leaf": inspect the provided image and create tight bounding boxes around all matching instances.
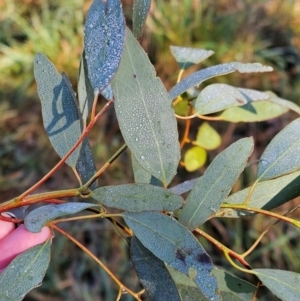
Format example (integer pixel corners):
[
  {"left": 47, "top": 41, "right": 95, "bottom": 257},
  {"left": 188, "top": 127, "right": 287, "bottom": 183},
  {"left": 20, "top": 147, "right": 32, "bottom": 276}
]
[
  {"left": 195, "top": 252, "right": 211, "bottom": 264},
  {"left": 236, "top": 98, "right": 244, "bottom": 104},
  {"left": 104, "top": 1, "right": 108, "bottom": 14},
  {"left": 185, "top": 248, "right": 193, "bottom": 256},
  {"left": 133, "top": 74, "right": 137, "bottom": 78},
  {"left": 175, "top": 248, "right": 186, "bottom": 263}
]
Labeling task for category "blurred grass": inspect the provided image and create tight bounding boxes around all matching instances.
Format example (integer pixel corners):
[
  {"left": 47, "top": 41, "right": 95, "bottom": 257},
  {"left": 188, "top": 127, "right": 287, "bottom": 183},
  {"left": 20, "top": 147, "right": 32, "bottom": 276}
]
[
  {"left": 0, "top": 0, "right": 85, "bottom": 97},
  {"left": 1, "top": 0, "right": 300, "bottom": 300}
]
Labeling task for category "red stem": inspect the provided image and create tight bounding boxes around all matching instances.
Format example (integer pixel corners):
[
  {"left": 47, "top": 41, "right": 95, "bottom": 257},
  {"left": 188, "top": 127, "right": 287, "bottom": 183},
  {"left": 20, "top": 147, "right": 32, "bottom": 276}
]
[{"left": 16, "top": 99, "right": 113, "bottom": 201}]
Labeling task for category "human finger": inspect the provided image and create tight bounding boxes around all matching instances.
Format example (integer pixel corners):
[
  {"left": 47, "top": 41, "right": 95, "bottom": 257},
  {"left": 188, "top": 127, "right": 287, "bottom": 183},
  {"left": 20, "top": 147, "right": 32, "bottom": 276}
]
[
  {"left": 0, "top": 225, "right": 51, "bottom": 271},
  {"left": 0, "top": 213, "right": 16, "bottom": 240}
]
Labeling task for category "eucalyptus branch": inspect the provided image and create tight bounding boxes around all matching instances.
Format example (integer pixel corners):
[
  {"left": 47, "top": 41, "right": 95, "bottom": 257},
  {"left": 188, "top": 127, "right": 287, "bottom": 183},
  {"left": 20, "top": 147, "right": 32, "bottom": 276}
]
[
  {"left": 90, "top": 93, "right": 100, "bottom": 121},
  {"left": 194, "top": 228, "right": 251, "bottom": 269},
  {"left": 52, "top": 224, "right": 142, "bottom": 301},
  {"left": 52, "top": 213, "right": 122, "bottom": 224},
  {"left": 179, "top": 107, "right": 192, "bottom": 149},
  {"left": 223, "top": 251, "right": 255, "bottom": 274},
  {"left": 15, "top": 98, "right": 114, "bottom": 201},
  {"left": 221, "top": 204, "right": 300, "bottom": 228},
  {"left": 175, "top": 112, "right": 223, "bottom": 120},
  {"left": 83, "top": 143, "right": 127, "bottom": 188},
  {"left": 0, "top": 189, "right": 80, "bottom": 213}
]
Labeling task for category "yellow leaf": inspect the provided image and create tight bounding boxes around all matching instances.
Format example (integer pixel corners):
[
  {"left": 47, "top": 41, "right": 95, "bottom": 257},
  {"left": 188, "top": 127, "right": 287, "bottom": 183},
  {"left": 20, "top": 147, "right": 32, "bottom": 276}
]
[
  {"left": 184, "top": 146, "right": 207, "bottom": 172},
  {"left": 194, "top": 122, "right": 221, "bottom": 150},
  {"left": 174, "top": 99, "right": 190, "bottom": 116}
]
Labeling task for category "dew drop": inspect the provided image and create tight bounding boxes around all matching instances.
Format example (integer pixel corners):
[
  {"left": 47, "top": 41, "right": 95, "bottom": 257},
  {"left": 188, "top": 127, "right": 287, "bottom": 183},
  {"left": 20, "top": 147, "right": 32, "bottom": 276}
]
[
  {"left": 140, "top": 155, "right": 145, "bottom": 160},
  {"left": 135, "top": 137, "right": 139, "bottom": 142},
  {"left": 260, "top": 159, "right": 268, "bottom": 165},
  {"left": 209, "top": 206, "right": 216, "bottom": 212}
]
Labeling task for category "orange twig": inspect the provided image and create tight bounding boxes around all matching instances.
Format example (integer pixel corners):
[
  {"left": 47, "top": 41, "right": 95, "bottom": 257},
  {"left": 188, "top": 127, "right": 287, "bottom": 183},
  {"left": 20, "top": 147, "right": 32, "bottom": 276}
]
[
  {"left": 194, "top": 228, "right": 251, "bottom": 269},
  {"left": 52, "top": 224, "right": 142, "bottom": 301},
  {"left": 16, "top": 99, "right": 113, "bottom": 201}
]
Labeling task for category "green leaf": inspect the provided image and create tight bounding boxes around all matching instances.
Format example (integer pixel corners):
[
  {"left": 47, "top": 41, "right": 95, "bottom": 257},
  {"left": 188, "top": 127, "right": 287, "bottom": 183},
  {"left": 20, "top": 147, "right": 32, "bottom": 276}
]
[
  {"left": 123, "top": 211, "right": 221, "bottom": 301},
  {"left": 174, "top": 99, "right": 190, "bottom": 116},
  {"left": 169, "top": 62, "right": 273, "bottom": 100},
  {"left": 113, "top": 28, "right": 180, "bottom": 186},
  {"left": 167, "top": 266, "right": 208, "bottom": 301},
  {"left": 257, "top": 117, "right": 300, "bottom": 181},
  {"left": 237, "top": 87, "right": 271, "bottom": 102},
  {"left": 168, "top": 266, "right": 259, "bottom": 301},
  {"left": 194, "top": 84, "right": 269, "bottom": 115},
  {"left": 170, "top": 46, "right": 214, "bottom": 70},
  {"left": 133, "top": 0, "right": 151, "bottom": 39},
  {"left": 194, "top": 122, "right": 221, "bottom": 150},
  {"left": 218, "top": 100, "right": 288, "bottom": 122},
  {"left": 91, "top": 184, "right": 184, "bottom": 212},
  {"left": 167, "top": 266, "right": 209, "bottom": 301},
  {"left": 179, "top": 138, "right": 253, "bottom": 230},
  {"left": 131, "top": 236, "right": 181, "bottom": 301},
  {"left": 76, "top": 138, "right": 97, "bottom": 190},
  {"left": 34, "top": 53, "right": 83, "bottom": 168},
  {"left": 78, "top": 51, "right": 94, "bottom": 125},
  {"left": 266, "top": 91, "right": 300, "bottom": 115},
  {"left": 184, "top": 146, "right": 207, "bottom": 172},
  {"left": 216, "top": 171, "right": 300, "bottom": 218},
  {"left": 254, "top": 269, "right": 300, "bottom": 301},
  {"left": 212, "top": 268, "right": 259, "bottom": 301},
  {"left": 84, "top": 0, "right": 125, "bottom": 93},
  {"left": 131, "top": 154, "right": 162, "bottom": 186},
  {"left": 0, "top": 241, "right": 51, "bottom": 301},
  {"left": 24, "top": 203, "right": 97, "bottom": 233}
]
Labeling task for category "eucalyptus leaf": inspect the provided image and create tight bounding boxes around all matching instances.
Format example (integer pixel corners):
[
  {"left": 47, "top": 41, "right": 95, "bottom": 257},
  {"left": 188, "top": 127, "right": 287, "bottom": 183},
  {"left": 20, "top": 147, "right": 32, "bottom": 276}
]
[
  {"left": 76, "top": 138, "right": 97, "bottom": 190},
  {"left": 218, "top": 100, "right": 288, "bottom": 122},
  {"left": 78, "top": 51, "right": 94, "bottom": 124},
  {"left": 168, "top": 266, "right": 259, "bottom": 301},
  {"left": 34, "top": 53, "right": 83, "bottom": 167},
  {"left": 131, "top": 236, "right": 181, "bottom": 301},
  {"left": 131, "top": 154, "right": 162, "bottom": 186},
  {"left": 266, "top": 91, "right": 300, "bottom": 115},
  {"left": 194, "top": 84, "right": 269, "bottom": 115},
  {"left": 24, "top": 203, "right": 97, "bottom": 233},
  {"left": 212, "top": 268, "right": 259, "bottom": 301},
  {"left": 170, "top": 46, "right": 214, "bottom": 70},
  {"left": 184, "top": 146, "right": 207, "bottom": 172},
  {"left": 216, "top": 171, "right": 300, "bottom": 218},
  {"left": 84, "top": 0, "right": 125, "bottom": 94},
  {"left": 133, "top": 0, "right": 151, "bottom": 39},
  {"left": 194, "top": 122, "right": 221, "bottom": 150},
  {"left": 167, "top": 266, "right": 208, "bottom": 301},
  {"left": 91, "top": 184, "right": 184, "bottom": 212},
  {"left": 254, "top": 269, "right": 300, "bottom": 301},
  {"left": 101, "top": 84, "right": 113, "bottom": 100},
  {"left": 123, "top": 211, "right": 221, "bottom": 301},
  {"left": 257, "top": 117, "right": 300, "bottom": 181},
  {"left": 169, "top": 62, "right": 273, "bottom": 100},
  {"left": 170, "top": 178, "right": 198, "bottom": 195},
  {"left": 0, "top": 241, "right": 51, "bottom": 301},
  {"left": 237, "top": 87, "right": 270, "bottom": 102},
  {"left": 113, "top": 28, "right": 180, "bottom": 185},
  {"left": 179, "top": 138, "right": 253, "bottom": 230}
]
